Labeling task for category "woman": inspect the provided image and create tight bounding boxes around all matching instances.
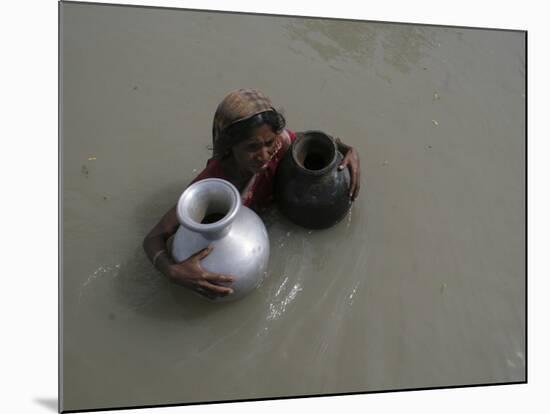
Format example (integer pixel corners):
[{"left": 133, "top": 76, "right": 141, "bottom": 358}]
[{"left": 143, "top": 88, "right": 360, "bottom": 299}]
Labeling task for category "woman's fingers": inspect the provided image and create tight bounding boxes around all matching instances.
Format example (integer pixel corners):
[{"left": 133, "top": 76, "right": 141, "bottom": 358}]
[
  {"left": 192, "top": 245, "right": 214, "bottom": 261},
  {"left": 336, "top": 138, "right": 357, "bottom": 198},
  {"left": 352, "top": 175, "right": 361, "bottom": 200},
  {"left": 197, "top": 279, "right": 233, "bottom": 295},
  {"left": 338, "top": 160, "right": 348, "bottom": 170},
  {"left": 194, "top": 286, "right": 217, "bottom": 299},
  {"left": 351, "top": 156, "right": 360, "bottom": 200},
  {"left": 205, "top": 273, "right": 235, "bottom": 284},
  {"left": 338, "top": 151, "right": 356, "bottom": 198},
  {"left": 348, "top": 155, "right": 356, "bottom": 198}
]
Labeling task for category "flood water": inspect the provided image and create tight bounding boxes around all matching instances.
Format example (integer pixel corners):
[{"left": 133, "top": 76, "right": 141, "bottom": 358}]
[{"left": 61, "top": 3, "right": 525, "bottom": 411}]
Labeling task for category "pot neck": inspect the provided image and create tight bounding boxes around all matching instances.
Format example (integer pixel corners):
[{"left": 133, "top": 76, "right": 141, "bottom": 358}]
[
  {"left": 176, "top": 178, "right": 241, "bottom": 240},
  {"left": 291, "top": 131, "right": 338, "bottom": 176}
]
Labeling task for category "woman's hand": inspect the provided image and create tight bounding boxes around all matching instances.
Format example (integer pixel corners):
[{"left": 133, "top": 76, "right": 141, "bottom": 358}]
[
  {"left": 167, "top": 246, "right": 235, "bottom": 299},
  {"left": 336, "top": 137, "right": 361, "bottom": 201}
]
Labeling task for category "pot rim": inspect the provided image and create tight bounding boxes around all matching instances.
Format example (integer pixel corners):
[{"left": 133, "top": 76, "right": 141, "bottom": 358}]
[
  {"left": 176, "top": 178, "right": 241, "bottom": 234},
  {"left": 291, "top": 130, "right": 338, "bottom": 176}
]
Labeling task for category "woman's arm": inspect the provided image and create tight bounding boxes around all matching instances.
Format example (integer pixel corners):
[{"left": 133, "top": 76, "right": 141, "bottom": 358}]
[
  {"left": 143, "top": 206, "right": 234, "bottom": 298},
  {"left": 335, "top": 137, "right": 361, "bottom": 201},
  {"left": 142, "top": 205, "right": 179, "bottom": 276}
]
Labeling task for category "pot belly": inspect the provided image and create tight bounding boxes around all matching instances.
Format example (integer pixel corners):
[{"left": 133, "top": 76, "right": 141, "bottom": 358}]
[{"left": 171, "top": 206, "right": 270, "bottom": 301}]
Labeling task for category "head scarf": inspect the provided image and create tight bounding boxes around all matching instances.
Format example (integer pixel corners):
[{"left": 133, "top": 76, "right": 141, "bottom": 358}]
[{"left": 212, "top": 88, "right": 276, "bottom": 159}]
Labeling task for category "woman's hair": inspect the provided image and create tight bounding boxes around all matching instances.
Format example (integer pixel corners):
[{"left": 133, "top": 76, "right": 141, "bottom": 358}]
[{"left": 213, "top": 110, "right": 286, "bottom": 159}]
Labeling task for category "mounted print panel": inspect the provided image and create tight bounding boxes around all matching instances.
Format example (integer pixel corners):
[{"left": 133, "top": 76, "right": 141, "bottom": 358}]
[{"left": 60, "top": 1, "right": 526, "bottom": 412}]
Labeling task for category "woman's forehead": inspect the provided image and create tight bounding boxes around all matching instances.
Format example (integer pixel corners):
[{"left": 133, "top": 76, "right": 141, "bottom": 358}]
[
  {"left": 246, "top": 124, "right": 278, "bottom": 143},
  {"left": 237, "top": 125, "right": 278, "bottom": 146}
]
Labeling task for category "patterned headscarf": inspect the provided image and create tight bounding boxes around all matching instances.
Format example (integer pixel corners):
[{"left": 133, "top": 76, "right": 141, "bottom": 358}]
[{"left": 212, "top": 88, "right": 276, "bottom": 159}]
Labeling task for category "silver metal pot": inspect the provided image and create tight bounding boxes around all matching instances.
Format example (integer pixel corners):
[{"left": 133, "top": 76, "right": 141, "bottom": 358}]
[{"left": 171, "top": 178, "right": 270, "bottom": 302}]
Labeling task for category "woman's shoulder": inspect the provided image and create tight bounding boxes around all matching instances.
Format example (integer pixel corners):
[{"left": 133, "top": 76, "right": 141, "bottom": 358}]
[
  {"left": 284, "top": 128, "right": 298, "bottom": 142},
  {"left": 274, "top": 129, "right": 294, "bottom": 158},
  {"left": 278, "top": 129, "right": 297, "bottom": 153}
]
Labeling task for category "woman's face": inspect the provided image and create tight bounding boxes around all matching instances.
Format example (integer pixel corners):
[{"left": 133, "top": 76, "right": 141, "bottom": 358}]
[{"left": 231, "top": 124, "right": 281, "bottom": 175}]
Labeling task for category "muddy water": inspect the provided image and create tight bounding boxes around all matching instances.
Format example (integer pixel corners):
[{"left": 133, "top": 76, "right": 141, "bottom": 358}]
[{"left": 61, "top": 3, "right": 525, "bottom": 411}]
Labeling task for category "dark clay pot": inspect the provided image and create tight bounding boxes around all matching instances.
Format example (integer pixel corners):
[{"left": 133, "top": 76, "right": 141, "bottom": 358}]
[{"left": 275, "top": 130, "right": 351, "bottom": 229}]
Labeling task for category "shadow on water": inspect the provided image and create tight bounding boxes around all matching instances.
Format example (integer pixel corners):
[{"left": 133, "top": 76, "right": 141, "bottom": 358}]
[
  {"left": 33, "top": 398, "right": 57, "bottom": 412},
  {"left": 111, "top": 245, "right": 227, "bottom": 322}
]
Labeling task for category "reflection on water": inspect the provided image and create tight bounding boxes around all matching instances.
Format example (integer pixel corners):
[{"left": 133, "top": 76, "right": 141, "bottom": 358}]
[
  {"left": 267, "top": 282, "right": 303, "bottom": 321},
  {"left": 286, "top": 19, "right": 378, "bottom": 65},
  {"left": 285, "top": 19, "right": 439, "bottom": 75}
]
